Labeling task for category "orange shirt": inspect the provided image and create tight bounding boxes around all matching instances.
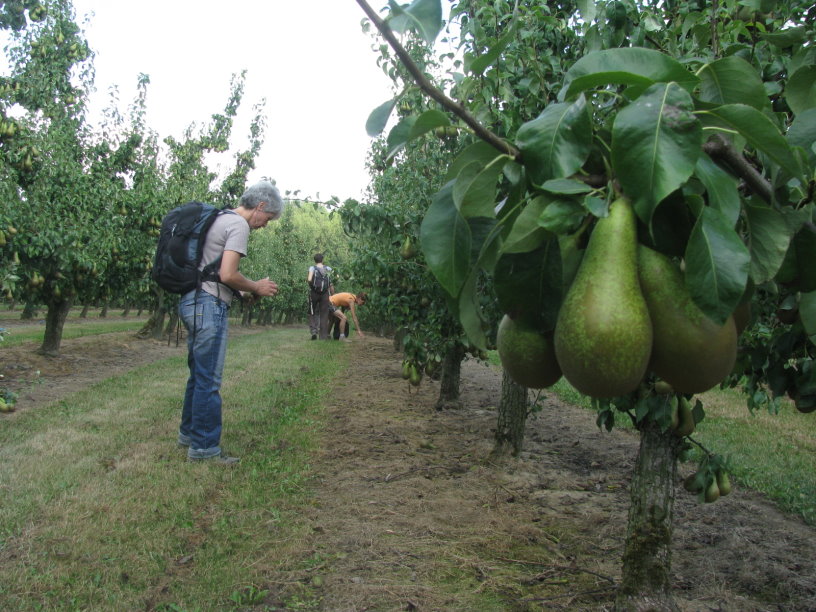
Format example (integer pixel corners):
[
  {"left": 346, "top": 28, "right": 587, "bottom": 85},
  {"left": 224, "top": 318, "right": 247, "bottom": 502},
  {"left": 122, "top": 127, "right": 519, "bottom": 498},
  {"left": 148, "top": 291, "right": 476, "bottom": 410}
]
[{"left": 330, "top": 292, "right": 356, "bottom": 308}]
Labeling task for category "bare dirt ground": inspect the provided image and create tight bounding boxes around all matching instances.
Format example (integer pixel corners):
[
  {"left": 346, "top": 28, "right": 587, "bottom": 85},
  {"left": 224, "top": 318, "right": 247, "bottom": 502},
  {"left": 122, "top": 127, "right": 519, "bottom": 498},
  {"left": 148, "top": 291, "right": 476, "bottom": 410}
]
[{"left": 1, "top": 325, "right": 815, "bottom": 611}]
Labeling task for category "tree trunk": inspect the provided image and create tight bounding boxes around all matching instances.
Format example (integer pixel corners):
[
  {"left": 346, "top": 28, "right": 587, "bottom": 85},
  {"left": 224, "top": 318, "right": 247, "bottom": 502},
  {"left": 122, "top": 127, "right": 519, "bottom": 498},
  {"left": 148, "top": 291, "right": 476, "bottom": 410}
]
[
  {"left": 164, "top": 312, "right": 180, "bottom": 344},
  {"left": 38, "top": 298, "right": 72, "bottom": 357},
  {"left": 121, "top": 306, "right": 131, "bottom": 317},
  {"left": 80, "top": 303, "right": 89, "bottom": 318},
  {"left": 9, "top": 299, "right": 15, "bottom": 310},
  {"left": 241, "top": 305, "right": 253, "bottom": 327},
  {"left": 99, "top": 302, "right": 108, "bottom": 318},
  {"left": 136, "top": 290, "right": 167, "bottom": 340},
  {"left": 492, "top": 369, "right": 528, "bottom": 457},
  {"left": 615, "top": 421, "right": 683, "bottom": 612},
  {"left": 20, "top": 301, "right": 36, "bottom": 320},
  {"left": 435, "top": 342, "right": 465, "bottom": 410}
]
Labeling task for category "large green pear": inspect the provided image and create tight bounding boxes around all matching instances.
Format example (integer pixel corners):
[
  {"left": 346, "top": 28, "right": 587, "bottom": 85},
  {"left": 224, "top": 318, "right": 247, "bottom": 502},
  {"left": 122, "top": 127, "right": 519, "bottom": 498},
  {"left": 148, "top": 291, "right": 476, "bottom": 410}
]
[
  {"left": 638, "top": 245, "right": 737, "bottom": 394},
  {"left": 554, "top": 198, "right": 653, "bottom": 398},
  {"left": 497, "top": 314, "right": 562, "bottom": 389}
]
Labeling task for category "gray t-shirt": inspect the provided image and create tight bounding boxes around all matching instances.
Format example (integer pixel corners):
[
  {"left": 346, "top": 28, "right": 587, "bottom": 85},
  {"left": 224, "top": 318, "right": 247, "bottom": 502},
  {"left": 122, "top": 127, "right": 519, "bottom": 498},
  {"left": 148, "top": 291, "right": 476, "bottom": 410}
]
[{"left": 199, "top": 211, "right": 250, "bottom": 303}]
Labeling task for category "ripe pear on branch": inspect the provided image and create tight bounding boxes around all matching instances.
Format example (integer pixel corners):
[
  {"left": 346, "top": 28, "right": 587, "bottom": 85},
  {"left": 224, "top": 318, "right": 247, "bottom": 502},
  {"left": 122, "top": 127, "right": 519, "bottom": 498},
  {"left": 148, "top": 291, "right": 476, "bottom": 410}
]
[
  {"left": 554, "top": 197, "right": 652, "bottom": 398},
  {"left": 638, "top": 245, "right": 737, "bottom": 394},
  {"left": 496, "top": 314, "right": 561, "bottom": 389}
]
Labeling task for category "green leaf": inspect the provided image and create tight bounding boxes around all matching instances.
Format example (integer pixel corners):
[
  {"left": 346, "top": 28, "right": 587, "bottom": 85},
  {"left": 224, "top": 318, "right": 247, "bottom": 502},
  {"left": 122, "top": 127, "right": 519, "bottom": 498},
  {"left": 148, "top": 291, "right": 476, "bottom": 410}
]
[
  {"left": 697, "top": 56, "right": 768, "bottom": 111},
  {"left": 760, "top": 26, "right": 807, "bottom": 48},
  {"left": 467, "top": 26, "right": 516, "bottom": 76},
  {"left": 744, "top": 201, "right": 793, "bottom": 284},
  {"left": 516, "top": 96, "right": 593, "bottom": 185},
  {"left": 684, "top": 207, "right": 751, "bottom": 324},
  {"left": 365, "top": 98, "right": 397, "bottom": 137},
  {"left": 576, "top": 0, "right": 597, "bottom": 23},
  {"left": 537, "top": 198, "right": 585, "bottom": 234},
  {"left": 694, "top": 155, "right": 741, "bottom": 227},
  {"left": 540, "top": 178, "right": 593, "bottom": 196},
  {"left": 385, "top": 115, "right": 417, "bottom": 159},
  {"left": 455, "top": 155, "right": 509, "bottom": 219},
  {"left": 560, "top": 48, "right": 699, "bottom": 101},
  {"left": 699, "top": 104, "right": 803, "bottom": 181},
  {"left": 788, "top": 108, "right": 816, "bottom": 168},
  {"left": 612, "top": 83, "right": 702, "bottom": 223},
  {"left": 494, "top": 239, "right": 563, "bottom": 331},
  {"left": 785, "top": 65, "right": 816, "bottom": 116},
  {"left": 420, "top": 183, "right": 471, "bottom": 297},
  {"left": 446, "top": 141, "right": 499, "bottom": 183},
  {"left": 468, "top": 217, "right": 501, "bottom": 273},
  {"left": 387, "top": 0, "right": 443, "bottom": 45},
  {"left": 800, "top": 291, "right": 816, "bottom": 345},
  {"left": 503, "top": 195, "right": 550, "bottom": 254},
  {"left": 458, "top": 269, "right": 487, "bottom": 349},
  {"left": 408, "top": 109, "right": 450, "bottom": 139}
]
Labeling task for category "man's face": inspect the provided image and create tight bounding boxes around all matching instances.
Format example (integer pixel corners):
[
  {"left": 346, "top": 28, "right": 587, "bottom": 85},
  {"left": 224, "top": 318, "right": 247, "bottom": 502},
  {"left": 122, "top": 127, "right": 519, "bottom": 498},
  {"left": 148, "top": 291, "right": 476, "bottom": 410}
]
[{"left": 249, "top": 206, "right": 279, "bottom": 229}]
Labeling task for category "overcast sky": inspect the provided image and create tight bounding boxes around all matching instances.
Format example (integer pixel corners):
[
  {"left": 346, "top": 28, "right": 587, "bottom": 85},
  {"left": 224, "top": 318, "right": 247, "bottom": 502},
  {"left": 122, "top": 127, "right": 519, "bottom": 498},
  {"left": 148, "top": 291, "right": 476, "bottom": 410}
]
[{"left": 70, "top": 1, "right": 400, "bottom": 202}]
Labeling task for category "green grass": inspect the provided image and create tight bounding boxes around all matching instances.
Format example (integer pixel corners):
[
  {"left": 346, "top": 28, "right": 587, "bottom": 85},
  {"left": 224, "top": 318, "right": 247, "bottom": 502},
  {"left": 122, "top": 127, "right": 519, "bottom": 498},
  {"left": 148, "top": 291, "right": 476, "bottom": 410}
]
[
  {"left": 0, "top": 327, "right": 346, "bottom": 611},
  {"left": 689, "top": 386, "right": 816, "bottom": 524},
  {"left": 488, "top": 350, "right": 816, "bottom": 525},
  {"left": 0, "top": 318, "right": 149, "bottom": 347}
]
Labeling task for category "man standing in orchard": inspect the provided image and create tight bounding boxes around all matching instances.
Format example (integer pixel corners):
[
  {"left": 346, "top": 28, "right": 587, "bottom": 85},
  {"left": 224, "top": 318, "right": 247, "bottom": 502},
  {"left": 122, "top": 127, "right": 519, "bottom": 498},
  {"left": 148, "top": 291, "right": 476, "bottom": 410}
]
[{"left": 178, "top": 181, "right": 283, "bottom": 464}]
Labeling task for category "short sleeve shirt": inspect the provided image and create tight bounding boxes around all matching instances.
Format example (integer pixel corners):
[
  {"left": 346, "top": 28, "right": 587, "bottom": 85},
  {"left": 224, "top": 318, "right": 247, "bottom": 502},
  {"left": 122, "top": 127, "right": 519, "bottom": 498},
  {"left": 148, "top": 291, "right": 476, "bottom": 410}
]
[
  {"left": 200, "top": 211, "right": 250, "bottom": 303},
  {"left": 330, "top": 292, "right": 356, "bottom": 308}
]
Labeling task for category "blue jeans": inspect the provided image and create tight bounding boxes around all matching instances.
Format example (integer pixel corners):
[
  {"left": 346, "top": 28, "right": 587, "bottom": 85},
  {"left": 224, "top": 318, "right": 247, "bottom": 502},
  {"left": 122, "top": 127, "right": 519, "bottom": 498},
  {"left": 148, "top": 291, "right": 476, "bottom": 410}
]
[{"left": 178, "top": 290, "right": 229, "bottom": 459}]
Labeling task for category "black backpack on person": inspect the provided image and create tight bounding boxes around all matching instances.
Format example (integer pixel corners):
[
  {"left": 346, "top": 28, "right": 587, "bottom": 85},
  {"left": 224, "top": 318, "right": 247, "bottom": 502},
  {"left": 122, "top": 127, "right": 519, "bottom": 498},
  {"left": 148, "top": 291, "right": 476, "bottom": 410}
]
[
  {"left": 310, "top": 265, "right": 331, "bottom": 294},
  {"left": 152, "top": 201, "right": 233, "bottom": 294}
]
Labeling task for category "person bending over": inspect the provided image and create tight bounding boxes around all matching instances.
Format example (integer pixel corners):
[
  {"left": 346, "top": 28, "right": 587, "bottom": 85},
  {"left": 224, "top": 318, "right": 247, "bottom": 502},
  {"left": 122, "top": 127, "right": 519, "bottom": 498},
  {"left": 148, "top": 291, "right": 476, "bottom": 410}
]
[{"left": 329, "top": 292, "right": 367, "bottom": 340}]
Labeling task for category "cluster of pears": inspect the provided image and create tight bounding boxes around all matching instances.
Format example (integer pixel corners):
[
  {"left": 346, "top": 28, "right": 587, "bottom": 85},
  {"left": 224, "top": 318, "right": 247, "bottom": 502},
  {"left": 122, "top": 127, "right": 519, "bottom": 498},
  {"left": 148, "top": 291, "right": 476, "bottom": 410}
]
[
  {"left": 684, "top": 462, "right": 733, "bottom": 503},
  {"left": 498, "top": 197, "right": 738, "bottom": 397}
]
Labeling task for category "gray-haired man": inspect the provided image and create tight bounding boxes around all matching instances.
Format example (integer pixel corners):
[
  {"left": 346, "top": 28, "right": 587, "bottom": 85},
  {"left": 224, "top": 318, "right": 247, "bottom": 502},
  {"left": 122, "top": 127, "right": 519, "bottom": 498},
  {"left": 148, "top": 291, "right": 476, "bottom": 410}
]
[{"left": 177, "top": 181, "right": 284, "bottom": 464}]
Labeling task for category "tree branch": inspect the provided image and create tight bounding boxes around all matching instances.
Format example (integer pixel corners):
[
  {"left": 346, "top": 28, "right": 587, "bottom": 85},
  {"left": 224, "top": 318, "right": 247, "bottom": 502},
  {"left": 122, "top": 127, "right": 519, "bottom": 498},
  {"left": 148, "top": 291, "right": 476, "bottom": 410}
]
[
  {"left": 703, "top": 133, "right": 773, "bottom": 204},
  {"left": 355, "top": 0, "right": 521, "bottom": 161}
]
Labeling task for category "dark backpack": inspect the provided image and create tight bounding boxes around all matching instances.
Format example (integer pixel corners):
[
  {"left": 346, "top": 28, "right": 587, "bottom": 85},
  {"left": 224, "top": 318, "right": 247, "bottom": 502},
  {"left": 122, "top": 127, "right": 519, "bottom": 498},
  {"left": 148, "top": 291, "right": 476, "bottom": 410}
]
[
  {"left": 310, "top": 266, "right": 331, "bottom": 294},
  {"left": 152, "top": 201, "right": 232, "bottom": 294}
]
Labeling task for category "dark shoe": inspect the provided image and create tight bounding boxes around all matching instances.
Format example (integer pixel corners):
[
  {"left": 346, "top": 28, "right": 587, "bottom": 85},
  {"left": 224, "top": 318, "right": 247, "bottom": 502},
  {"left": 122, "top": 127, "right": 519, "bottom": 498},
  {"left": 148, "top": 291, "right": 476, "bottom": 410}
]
[{"left": 188, "top": 454, "right": 240, "bottom": 465}]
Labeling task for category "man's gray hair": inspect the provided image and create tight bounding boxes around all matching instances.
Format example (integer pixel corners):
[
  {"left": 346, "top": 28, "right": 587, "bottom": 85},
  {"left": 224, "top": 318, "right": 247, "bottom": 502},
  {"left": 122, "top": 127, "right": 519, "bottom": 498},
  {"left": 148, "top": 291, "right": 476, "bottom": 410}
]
[{"left": 240, "top": 181, "right": 284, "bottom": 216}]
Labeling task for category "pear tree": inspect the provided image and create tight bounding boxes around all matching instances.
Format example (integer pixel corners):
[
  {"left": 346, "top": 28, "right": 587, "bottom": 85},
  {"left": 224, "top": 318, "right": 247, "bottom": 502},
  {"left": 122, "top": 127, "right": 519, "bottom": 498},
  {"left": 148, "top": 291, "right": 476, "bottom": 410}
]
[{"left": 355, "top": 0, "right": 814, "bottom": 608}]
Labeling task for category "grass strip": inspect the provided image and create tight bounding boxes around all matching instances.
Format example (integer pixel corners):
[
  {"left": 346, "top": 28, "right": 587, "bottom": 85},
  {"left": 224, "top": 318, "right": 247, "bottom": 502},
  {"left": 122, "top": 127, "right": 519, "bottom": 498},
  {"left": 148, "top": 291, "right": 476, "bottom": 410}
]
[
  {"left": 0, "top": 319, "right": 148, "bottom": 347},
  {"left": 0, "top": 327, "right": 345, "bottom": 611}
]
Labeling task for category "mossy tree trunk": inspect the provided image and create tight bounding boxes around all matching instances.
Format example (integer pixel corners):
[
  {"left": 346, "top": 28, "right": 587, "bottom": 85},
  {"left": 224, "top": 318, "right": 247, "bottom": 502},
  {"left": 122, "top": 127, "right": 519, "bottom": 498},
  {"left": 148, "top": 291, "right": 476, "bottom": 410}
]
[
  {"left": 38, "top": 297, "right": 72, "bottom": 357},
  {"left": 615, "top": 421, "right": 683, "bottom": 612},
  {"left": 492, "top": 370, "right": 528, "bottom": 457},
  {"left": 79, "top": 303, "right": 89, "bottom": 318},
  {"left": 435, "top": 342, "right": 465, "bottom": 410},
  {"left": 99, "top": 302, "right": 108, "bottom": 318}
]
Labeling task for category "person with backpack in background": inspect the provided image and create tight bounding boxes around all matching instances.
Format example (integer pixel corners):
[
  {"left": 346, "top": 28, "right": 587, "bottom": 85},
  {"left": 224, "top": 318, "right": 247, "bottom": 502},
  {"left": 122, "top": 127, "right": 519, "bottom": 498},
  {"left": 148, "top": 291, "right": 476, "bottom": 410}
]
[
  {"left": 307, "top": 253, "right": 332, "bottom": 340},
  {"left": 330, "top": 291, "right": 367, "bottom": 341},
  {"left": 171, "top": 181, "right": 283, "bottom": 464}
]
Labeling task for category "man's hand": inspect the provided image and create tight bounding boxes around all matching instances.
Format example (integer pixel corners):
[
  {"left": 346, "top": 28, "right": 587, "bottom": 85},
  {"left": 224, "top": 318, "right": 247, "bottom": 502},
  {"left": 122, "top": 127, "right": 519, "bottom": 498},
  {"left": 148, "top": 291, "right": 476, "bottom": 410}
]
[{"left": 254, "top": 277, "right": 278, "bottom": 297}]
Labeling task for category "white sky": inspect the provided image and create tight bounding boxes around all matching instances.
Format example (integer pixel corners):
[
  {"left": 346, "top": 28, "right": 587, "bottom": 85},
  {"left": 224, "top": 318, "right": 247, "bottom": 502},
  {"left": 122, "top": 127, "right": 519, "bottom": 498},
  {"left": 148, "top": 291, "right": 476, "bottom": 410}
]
[{"left": 70, "top": 1, "right": 399, "bottom": 202}]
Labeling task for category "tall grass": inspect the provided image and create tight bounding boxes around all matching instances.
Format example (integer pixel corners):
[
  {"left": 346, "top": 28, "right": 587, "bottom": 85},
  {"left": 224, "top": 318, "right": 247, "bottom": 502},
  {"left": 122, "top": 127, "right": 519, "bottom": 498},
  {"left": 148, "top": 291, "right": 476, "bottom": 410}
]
[{"left": 0, "top": 327, "right": 344, "bottom": 610}]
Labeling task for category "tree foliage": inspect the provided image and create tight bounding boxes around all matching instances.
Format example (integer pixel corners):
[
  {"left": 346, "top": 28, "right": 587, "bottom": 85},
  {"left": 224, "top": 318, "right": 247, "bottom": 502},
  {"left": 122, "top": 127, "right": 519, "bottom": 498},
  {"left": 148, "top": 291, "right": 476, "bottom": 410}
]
[{"left": 356, "top": 0, "right": 815, "bottom": 606}]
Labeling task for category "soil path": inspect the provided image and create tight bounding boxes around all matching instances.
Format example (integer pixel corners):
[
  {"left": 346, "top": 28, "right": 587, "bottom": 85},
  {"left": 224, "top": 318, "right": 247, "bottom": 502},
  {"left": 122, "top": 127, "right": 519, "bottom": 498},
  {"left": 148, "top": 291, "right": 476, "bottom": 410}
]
[
  {"left": 299, "top": 336, "right": 816, "bottom": 611},
  {"left": 2, "top": 330, "right": 815, "bottom": 611}
]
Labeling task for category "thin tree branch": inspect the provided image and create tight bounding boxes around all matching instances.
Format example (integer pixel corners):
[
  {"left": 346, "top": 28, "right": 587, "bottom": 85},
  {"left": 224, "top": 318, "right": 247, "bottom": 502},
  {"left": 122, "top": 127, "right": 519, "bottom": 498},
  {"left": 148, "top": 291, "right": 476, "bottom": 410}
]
[
  {"left": 355, "top": 0, "right": 521, "bottom": 161},
  {"left": 703, "top": 133, "right": 774, "bottom": 204}
]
